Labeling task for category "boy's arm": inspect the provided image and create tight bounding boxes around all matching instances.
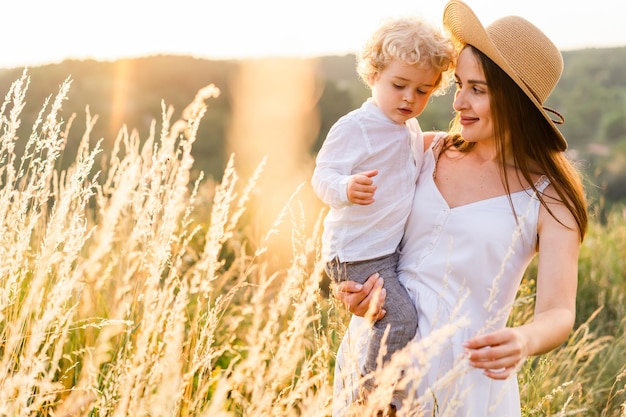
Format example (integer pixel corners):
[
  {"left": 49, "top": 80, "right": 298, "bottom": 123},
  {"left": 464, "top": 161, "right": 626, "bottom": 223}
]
[
  {"left": 311, "top": 120, "right": 369, "bottom": 209},
  {"left": 346, "top": 170, "right": 378, "bottom": 205},
  {"left": 312, "top": 165, "right": 350, "bottom": 209}
]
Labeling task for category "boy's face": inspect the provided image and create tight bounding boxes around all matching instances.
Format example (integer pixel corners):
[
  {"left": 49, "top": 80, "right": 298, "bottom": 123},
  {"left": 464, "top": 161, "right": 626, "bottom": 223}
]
[{"left": 370, "top": 59, "right": 440, "bottom": 125}]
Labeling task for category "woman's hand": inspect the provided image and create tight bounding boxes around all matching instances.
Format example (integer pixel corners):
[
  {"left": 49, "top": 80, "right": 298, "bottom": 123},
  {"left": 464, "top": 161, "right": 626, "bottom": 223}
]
[
  {"left": 334, "top": 273, "right": 386, "bottom": 321},
  {"left": 463, "top": 328, "right": 528, "bottom": 380}
]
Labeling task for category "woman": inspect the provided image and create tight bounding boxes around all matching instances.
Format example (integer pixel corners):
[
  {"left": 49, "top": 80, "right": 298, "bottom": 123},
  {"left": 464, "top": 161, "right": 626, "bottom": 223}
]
[{"left": 332, "top": 1, "right": 588, "bottom": 416}]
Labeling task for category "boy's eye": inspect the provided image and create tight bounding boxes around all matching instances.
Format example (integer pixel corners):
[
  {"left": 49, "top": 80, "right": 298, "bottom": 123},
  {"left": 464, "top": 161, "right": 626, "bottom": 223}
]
[{"left": 393, "top": 84, "right": 405, "bottom": 89}]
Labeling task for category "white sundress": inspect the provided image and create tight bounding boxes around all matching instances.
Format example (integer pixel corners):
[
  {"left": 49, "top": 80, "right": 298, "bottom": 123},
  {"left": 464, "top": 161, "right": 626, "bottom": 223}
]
[{"left": 333, "top": 134, "right": 549, "bottom": 417}]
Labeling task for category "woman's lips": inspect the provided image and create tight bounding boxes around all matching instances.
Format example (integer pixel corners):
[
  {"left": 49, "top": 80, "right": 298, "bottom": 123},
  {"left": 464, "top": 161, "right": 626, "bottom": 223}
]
[{"left": 459, "top": 115, "right": 478, "bottom": 125}]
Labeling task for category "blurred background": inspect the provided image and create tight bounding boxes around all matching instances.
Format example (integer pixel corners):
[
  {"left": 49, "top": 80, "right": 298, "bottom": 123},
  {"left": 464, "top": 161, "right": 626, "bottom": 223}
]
[{"left": 1, "top": 0, "right": 625, "bottom": 233}]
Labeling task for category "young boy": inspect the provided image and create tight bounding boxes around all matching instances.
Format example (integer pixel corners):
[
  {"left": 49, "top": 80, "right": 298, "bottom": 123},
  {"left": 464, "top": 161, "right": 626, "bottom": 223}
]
[{"left": 312, "top": 15, "right": 455, "bottom": 397}]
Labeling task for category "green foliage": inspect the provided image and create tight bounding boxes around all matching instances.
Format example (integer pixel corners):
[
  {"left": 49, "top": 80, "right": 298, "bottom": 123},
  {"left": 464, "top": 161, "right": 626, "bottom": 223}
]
[
  {"left": 3, "top": 47, "right": 626, "bottom": 204},
  {"left": 0, "top": 56, "right": 235, "bottom": 180}
]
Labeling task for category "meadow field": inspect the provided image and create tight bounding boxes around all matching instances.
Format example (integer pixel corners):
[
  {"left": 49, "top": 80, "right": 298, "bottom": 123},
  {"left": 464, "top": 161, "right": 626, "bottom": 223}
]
[{"left": 1, "top": 70, "right": 625, "bottom": 416}]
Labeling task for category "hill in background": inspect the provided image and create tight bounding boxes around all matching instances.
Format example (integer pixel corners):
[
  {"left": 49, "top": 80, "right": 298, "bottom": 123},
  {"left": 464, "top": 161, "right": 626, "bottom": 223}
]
[{"left": 1, "top": 47, "right": 625, "bottom": 206}]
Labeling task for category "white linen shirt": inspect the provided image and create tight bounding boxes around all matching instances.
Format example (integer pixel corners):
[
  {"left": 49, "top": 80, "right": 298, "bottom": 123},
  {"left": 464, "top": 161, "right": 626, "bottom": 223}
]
[{"left": 312, "top": 98, "right": 423, "bottom": 262}]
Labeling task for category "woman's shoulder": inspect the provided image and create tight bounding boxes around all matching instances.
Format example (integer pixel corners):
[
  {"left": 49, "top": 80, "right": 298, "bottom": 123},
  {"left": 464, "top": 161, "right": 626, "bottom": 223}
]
[{"left": 423, "top": 130, "right": 449, "bottom": 151}]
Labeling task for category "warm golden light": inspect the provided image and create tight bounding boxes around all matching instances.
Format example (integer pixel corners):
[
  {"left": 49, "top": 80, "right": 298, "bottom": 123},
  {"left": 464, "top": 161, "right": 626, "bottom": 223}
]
[
  {"left": 109, "top": 60, "right": 133, "bottom": 139},
  {"left": 227, "top": 58, "right": 324, "bottom": 264}
]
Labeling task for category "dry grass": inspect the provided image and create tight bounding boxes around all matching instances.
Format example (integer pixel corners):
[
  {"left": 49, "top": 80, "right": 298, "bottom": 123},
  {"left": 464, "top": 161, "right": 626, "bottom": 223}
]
[{"left": 0, "top": 70, "right": 624, "bottom": 416}]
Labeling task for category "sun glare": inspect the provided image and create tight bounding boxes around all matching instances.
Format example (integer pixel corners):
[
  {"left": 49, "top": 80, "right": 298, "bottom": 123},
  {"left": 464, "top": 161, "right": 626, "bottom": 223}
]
[
  {"left": 2, "top": 0, "right": 625, "bottom": 69},
  {"left": 227, "top": 57, "right": 323, "bottom": 265}
]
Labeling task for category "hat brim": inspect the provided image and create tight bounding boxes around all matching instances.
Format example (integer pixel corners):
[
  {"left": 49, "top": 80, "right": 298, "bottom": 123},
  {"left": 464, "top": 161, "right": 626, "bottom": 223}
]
[{"left": 443, "top": 0, "right": 567, "bottom": 151}]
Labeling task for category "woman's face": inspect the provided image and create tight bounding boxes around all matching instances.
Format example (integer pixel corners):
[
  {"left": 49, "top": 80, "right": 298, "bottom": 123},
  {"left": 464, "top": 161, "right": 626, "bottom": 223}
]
[
  {"left": 370, "top": 59, "right": 440, "bottom": 125},
  {"left": 453, "top": 47, "right": 494, "bottom": 144}
]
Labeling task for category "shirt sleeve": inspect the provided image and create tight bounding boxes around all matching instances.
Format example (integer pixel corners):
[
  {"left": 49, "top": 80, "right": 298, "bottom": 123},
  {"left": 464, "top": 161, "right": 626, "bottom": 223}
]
[
  {"left": 407, "top": 118, "right": 424, "bottom": 168},
  {"left": 311, "top": 116, "right": 367, "bottom": 210}
]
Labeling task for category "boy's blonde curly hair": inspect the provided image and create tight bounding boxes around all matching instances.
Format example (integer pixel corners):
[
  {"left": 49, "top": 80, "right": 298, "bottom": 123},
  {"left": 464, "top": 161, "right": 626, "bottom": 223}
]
[{"left": 357, "top": 16, "right": 456, "bottom": 96}]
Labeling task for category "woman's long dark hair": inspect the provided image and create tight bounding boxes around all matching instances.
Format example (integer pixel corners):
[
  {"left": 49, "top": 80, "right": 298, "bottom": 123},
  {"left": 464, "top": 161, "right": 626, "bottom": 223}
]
[{"left": 447, "top": 46, "right": 588, "bottom": 241}]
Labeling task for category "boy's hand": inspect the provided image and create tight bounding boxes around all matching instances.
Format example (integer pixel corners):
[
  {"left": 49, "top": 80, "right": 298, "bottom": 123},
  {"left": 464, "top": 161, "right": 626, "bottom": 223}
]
[{"left": 347, "top": 170, "right": 378, "bottom": 205}]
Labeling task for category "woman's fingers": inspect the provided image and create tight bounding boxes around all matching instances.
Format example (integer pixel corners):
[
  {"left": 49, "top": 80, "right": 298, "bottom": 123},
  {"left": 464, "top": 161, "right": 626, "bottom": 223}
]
[
  {"left": 363, "top": 282, "right": 386, "bottom": 322},
  {"left": 464, "top": 330, "right": 526, "bottom": 380},
  {"left": 335, "top": 273, "right": 386, "bottom": 319}
]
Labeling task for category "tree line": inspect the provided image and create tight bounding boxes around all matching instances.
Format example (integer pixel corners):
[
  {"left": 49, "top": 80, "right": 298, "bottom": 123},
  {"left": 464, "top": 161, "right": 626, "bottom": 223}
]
[{"left": 1, "top": 47, "right": 625, "bottom": 208}]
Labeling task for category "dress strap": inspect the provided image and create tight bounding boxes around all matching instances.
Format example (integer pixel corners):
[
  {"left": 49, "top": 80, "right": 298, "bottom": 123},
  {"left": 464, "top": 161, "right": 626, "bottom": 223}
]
[
  {"left": 534, "top": 175, "right": 550, "bottom": 193},
  {"left": 431, "top": 131, "right": 448, "bottom": 166},
  {"left": 430, "top": 131, "right": 447, "bottom": 149}
]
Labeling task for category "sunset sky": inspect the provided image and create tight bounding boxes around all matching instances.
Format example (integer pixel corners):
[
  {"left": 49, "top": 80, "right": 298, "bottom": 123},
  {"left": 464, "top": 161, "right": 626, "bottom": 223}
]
[{"left": 3, "top": 0, "right": 625, "bottom": 69}]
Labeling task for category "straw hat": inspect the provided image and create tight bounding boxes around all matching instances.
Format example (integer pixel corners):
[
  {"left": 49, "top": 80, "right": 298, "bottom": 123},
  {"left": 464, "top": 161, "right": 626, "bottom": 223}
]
[{"left": 443, "top": 0, "right": 567, "bottom": 150}]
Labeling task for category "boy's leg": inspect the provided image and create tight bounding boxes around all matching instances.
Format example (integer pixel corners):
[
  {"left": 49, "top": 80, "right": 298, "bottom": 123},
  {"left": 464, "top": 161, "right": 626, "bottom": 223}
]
[
  {"left": 325, "top": 257, "right": 369, "bottom": 286},
  {"left": 341, "top": 253, "right": 418, "bottom": 373}
]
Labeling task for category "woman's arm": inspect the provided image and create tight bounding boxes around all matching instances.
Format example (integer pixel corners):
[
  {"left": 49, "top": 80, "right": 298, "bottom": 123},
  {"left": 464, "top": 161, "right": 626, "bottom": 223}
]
[
  {"left": 464, "top": 186, "right": 580, "bottom": 379},
  {"left": 519, "top": 190, "right": 580, "bottom": 353}
]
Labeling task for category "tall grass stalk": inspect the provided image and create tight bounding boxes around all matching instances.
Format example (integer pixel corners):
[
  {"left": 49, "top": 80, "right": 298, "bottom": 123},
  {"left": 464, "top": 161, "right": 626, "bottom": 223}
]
[{"left": 0, "top": 70, "right": 624, "bottom": 416}]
